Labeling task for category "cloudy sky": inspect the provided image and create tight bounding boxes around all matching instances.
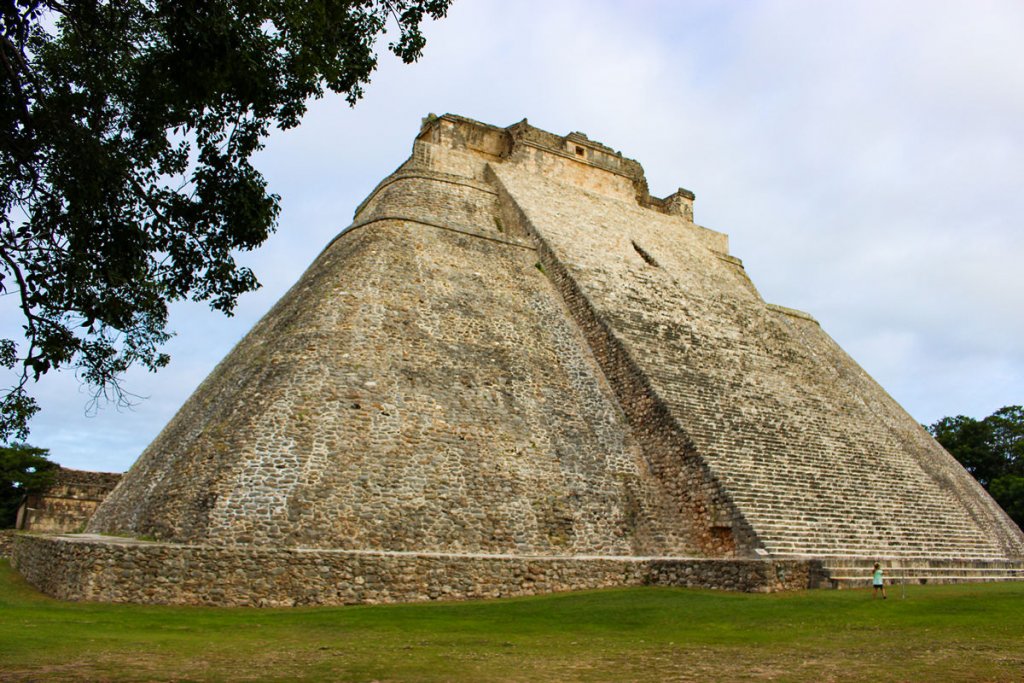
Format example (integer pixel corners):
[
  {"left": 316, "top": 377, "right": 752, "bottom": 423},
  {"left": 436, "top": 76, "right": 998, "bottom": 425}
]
[{"left": 9, "top": 0, "right": 1024, "bottom": 472}]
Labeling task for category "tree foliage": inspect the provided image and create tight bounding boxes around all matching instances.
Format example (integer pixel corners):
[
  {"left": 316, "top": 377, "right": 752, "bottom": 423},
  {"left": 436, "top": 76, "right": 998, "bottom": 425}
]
[
  {"left": 0, "top": 0, "right": 451, "bottom": 441},
  {"left": 0, "top": 442, "right": 56, "bottom": 527},
  {"left": 929, "top": 405, "right": 1024, "bottom": 528}
]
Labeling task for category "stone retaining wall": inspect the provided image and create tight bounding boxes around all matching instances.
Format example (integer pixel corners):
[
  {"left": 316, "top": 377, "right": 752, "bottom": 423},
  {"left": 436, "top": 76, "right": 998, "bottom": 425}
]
[
  {"left": 16, "top": 467, "right": 122, "bottom": 533},
  {"left": 12, "top": 534, "right": 821, "bottom": 607},
  {"left": 36, "top": 114, "right": 1021, "bottom": 609},
  {"left": 0, "top": 529, "right": 16, "bottom": 558}
]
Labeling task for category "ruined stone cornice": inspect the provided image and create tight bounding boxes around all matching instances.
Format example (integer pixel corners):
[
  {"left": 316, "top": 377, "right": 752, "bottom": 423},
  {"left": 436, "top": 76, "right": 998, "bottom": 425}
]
[
  {"left": 420, "top": 113, "right": 697, "bottom": 219},
  {"left": 325, "top": 215, "right": 535, "bottom": 255},
  {"left": 353, "top": 169, "right": 497, "bottom": 219}
]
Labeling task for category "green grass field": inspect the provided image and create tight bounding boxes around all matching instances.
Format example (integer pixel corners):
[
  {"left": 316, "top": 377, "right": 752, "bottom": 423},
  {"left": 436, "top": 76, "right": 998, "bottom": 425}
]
[{"left": 2, "top": 560, "right": 1022, "bottom": 682}]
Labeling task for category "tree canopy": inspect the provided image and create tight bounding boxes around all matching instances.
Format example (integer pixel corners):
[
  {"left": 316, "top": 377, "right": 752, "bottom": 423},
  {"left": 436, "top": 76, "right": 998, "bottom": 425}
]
[
  {"left": 929, "top": 405, "right": 1024, "bottom": 528},
  {"left": 0, "top": 442, "right": 56, "bottom": 527},
  {"left": 0, "top": 0, "right": 452, "bottom": 441}
]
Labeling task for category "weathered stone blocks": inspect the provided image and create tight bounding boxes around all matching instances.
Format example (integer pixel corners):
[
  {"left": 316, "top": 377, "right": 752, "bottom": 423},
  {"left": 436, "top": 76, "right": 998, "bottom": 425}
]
[
  {"left": 14, "top": 468, "right": 121, "bottom": 533},
  {"left": 12, "top": 534, "right": 820, "bottom": 606},
  {"left": 13, "top": 113, "right": 1022, "bottom": 606}
]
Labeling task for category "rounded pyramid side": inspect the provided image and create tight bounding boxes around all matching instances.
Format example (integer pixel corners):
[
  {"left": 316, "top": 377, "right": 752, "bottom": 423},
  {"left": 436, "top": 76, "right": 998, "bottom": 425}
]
[
  {"left": 86, "top": 226, "right": 379, "bottom": 543},
  {"left": 88, "top": 167, "right": 698, "bottom": 556}
]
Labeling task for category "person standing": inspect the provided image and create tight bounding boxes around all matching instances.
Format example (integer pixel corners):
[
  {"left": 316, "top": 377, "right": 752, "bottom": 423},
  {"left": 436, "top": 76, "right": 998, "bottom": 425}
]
[{"left": 872, "top": 563, "right": 887, "bottom": 599}]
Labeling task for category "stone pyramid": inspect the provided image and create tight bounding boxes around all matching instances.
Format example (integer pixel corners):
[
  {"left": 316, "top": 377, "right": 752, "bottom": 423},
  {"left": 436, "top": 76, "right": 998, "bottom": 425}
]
[{"left": 13, "top": 115, "right": 1024, "bottom": 605}]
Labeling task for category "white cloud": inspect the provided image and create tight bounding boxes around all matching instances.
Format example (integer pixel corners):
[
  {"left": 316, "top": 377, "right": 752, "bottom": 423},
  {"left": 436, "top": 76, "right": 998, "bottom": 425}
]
[{"left": 13, "top": 0, "right": 1023, "bottom": 469}]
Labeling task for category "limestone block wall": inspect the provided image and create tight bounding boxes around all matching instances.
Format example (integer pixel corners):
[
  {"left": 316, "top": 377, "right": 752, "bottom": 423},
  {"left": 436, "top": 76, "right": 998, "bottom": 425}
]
[
  {"left": 488, "top": 160, "right": 1023, "bottom": 560},
  {"left": 79, "top": 111, "right": 1023, "bottom": 612},
  {"left": 771, "top": 312, "right": 1024, "bottom": 556},
  {"left": 0, "top": 529, "right": 15, "bottom": 558},
  {"left": 12, "top": 535, "right": 820, "bottom": 607},
  {"left": 89, "top": 129, "right": 707, "bottom": 557},
  {"left": 492, "top": 170, "right": 752, "bottom": 558},
  {"left": 16, "top": 468, "right": 121, "bottom": 533}
]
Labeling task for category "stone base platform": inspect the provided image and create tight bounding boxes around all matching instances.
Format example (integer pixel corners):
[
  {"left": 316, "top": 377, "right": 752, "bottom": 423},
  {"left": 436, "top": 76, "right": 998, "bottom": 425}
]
[
  {"left": 0, "top": 529, "right": 17, "bottom": 558},
  {"left": 818, "top": 556, "right": 1024, "bottom": 589},
  {"left": 11, "top": 534, "right": 822, "bottom": 607}
]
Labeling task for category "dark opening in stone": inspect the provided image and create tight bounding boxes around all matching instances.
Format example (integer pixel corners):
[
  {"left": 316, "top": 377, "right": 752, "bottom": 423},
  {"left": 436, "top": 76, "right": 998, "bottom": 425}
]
[{"left": 632, "top": 240, "right": 660, "bottom": 267}]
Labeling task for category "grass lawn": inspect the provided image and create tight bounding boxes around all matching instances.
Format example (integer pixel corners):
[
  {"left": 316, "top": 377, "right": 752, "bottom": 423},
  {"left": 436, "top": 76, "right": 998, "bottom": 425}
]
[{"left": 1, "top": 560, "right": 1023, "bottom": 682}]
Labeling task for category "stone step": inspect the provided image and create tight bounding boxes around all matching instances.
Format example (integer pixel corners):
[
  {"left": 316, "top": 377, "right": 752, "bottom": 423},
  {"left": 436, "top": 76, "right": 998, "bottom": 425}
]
[
  {"left": 731, "top": 495, "right": 978, "bottom": 516},
  {"left": 719, "top": 477, "right": 939, "bottom": 492},
  {"left": 798, "top": 557, "right": 1024, "bottom": 589},
  {"left": 756, "top": 533, "right": 992, "bottom": 549},
  {"left": 763, "top": 538, "right": 1003, "bottom": 549},
  {"left": 829, "top": 575, "right": 1024, "bottom": 588},
  {"left": 758, "top": 531, "right": 994, "bottom": 543},
  {"left": 816, "top": 556, "right": 1024, "bottom": 588},
  {"left": 755, "top": 532, "right": 1002, "bottom": 550},
  {"left": 719, "top": 463, "right": 941, "bottom": 480},
  {"left": 745, "top": 516, "right": 988, "bottom": 536},
  {"left": 764, "top": 538, "right": 1005, "bottom": 550},
  {"left": 823, "top": 568, "right": 1024, "bottom": 587},
  {"left": 764, "top": 546, "right": 1008, "bottom": 560},
  {"left": 736, "top": 508, "right": 1004, "bottom": 554},
  {"left": 821, "top": 557, "right": 1024, "bottom": 569},
  {"left": 826, "top": 564, "right": 1024, "bottom": 575},
  {"left": 731, "top": 494, "right": 981, "bottom": 516}
]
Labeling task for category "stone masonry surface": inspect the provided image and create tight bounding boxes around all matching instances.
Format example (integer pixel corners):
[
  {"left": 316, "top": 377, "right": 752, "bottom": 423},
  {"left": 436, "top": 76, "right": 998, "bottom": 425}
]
[
  {"left": 13, "top": 114, "right": 1023, "bottom": 606},
  {"left": 489, "top": 163, "right": 1022, "bottom": 560},
  {"left": 12, "top": 534, "right": 820, "bottom": 606},
  {"left": 16, "top": 467, "right": 121, "bottom": 533},
  {"left": 0, "top": 529, "right": 15, "bottom": 558}
]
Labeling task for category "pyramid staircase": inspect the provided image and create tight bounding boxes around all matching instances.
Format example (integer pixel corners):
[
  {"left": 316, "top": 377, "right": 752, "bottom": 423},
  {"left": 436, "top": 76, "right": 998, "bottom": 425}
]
[{"left": 814, "top": 556, "right": 1024, "bottom": 588}]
